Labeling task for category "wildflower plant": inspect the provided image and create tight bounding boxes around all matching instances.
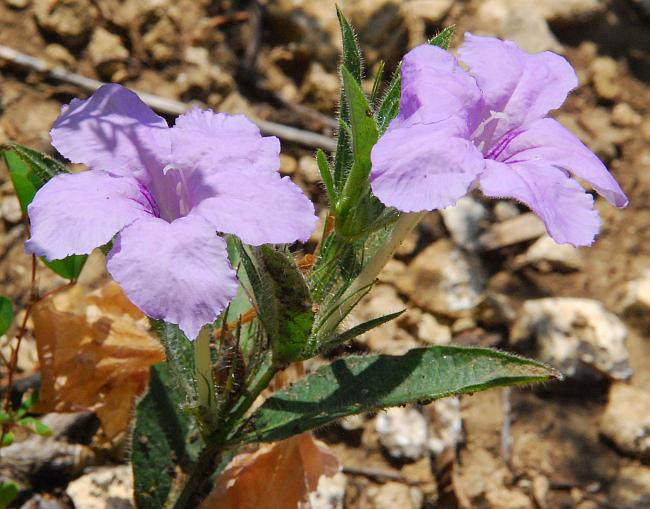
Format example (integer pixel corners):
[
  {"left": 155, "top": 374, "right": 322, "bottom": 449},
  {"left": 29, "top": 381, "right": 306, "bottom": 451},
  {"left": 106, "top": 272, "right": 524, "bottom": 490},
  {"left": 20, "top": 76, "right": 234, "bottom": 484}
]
[{"left": 0, "top": 8, "right": 627, "bottom": 509}]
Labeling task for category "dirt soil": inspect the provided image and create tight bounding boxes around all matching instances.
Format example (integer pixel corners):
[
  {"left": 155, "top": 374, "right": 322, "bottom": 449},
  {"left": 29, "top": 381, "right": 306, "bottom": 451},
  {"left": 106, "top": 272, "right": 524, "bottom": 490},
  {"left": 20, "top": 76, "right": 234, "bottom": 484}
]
[{"left": 1, "top": 0, "right": 649, "bottom": 508}]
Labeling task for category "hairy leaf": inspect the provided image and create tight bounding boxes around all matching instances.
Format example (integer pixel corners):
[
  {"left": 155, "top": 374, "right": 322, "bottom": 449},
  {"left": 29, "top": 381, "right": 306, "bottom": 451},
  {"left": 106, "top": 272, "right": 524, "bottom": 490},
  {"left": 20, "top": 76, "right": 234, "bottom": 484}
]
[
  {"left": 133, "top": 363, "right": 203, "bottom": 509},
  {"left": 0, "top": 144, "right": 87, "bottom": 280},
  {"left": 236, "top": 346, "right": 560, "bottom": 444}
]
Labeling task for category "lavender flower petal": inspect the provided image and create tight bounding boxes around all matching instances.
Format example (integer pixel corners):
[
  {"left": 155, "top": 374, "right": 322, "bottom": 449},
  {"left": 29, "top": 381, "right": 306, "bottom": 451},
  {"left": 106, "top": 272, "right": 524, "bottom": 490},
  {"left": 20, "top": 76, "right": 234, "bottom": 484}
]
[
  {"left": 171, "top": 108, "right": 281, "bottom": 176},
  {"left": 480, "top": 160, "right": 601, "bottom": 246},
  {"left": 459, "top": 33, "right": 578, "bottom": 141},
  {"left": 497, "top": 118, "right": 628, "bottom": 207},
  {"left": 25, "top": 171, "right": 155, "bottom": 260},
  {"left": 190, "top": 169, "right": 317, "bottom": 245},
  {"left": 393, "top": 44, "right": 483, "bottom": 129},
  {"left": 106, "top": 215, "right": 238, "bottom": 339},
  {"left": 50, "top": 84, "right": 171, "bottom": 179},
  {"left": 370, "top": 120, "right": 485, "bottom": 211}
]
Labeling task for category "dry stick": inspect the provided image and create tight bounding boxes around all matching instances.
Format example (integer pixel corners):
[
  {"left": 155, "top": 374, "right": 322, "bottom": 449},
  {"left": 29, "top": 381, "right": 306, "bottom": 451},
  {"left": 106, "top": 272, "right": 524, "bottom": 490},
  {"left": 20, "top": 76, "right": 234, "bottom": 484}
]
[{"left": 0, "top": 45, "right": 337, "bottom": 152}]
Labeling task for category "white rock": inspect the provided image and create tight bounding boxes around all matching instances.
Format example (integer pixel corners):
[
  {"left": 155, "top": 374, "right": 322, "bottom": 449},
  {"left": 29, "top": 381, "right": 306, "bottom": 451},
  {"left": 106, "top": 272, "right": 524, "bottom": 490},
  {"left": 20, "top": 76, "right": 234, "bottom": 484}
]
[
  {"left": 307, "top": 472, "right": 347, "bottom": 509},
  {"left": 364, "top": 482, "right": 422, "bottom": 509},
  {"left": 67, "top": 465, "right": 134, "bottom": 509},
  {"left": 479, "top": 213, "right": 546, "bottom": 251},
  {"left": 486, "top": 488, "right": 534, "bottom": 509},
  {"left": 395, "top": 239, "right": 485, "bottom": 318},
  {"left": 474, "top": 0, "right": 562, "bottom": 53},
  {"left": 611, "top": 103, "right": 643, "bottom": 127},
  {"left": 441, "top": 197, "right": 487, "bottom": 252},
  {"left": 493, "top": 201, "right": 520, "bottom": 222},
  {"left": 514, "top": 235, "right": 583, "bottom": 272},
  {"left": 591, "top": 57, "right": 621, "bottom": 101},
  {"left": 298, "top": 155, "right": 321, "bottom": 184},
  {"left": 1, "top": 195, "right": 22, "bottom": 224},
  {"left": 621, "top": 270, "right": 650, "bottom": 326},
  {"left": 511, "top": 298, "right": 631, "bottom": 381},
  {"left": 404, "top": 0, "right": 453, "bottom": 23},
  {"left": 425, "top": 397, "right": 463, "bottom": 456},
  {"left": 352, "top": 284, "right": 418, "bottom": 355},
  {"left": 416, "top": 313, "right": 452, "bottom": 345},
  {"left": 376, "top": 407, "right": 428, "bottom": 461},
  {"left": 600, "top": 384, "right": 650, "bottom": 462}
]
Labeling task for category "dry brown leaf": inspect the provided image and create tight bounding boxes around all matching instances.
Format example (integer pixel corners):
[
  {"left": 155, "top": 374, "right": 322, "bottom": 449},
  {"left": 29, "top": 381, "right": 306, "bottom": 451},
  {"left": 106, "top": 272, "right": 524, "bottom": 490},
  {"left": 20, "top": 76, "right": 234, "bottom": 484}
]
[
  {"left": 199, "top": 432, "right": 341, "bottom": 509},
  {"left": 32, "top": 281, "right": 165, "bottom": 439}
]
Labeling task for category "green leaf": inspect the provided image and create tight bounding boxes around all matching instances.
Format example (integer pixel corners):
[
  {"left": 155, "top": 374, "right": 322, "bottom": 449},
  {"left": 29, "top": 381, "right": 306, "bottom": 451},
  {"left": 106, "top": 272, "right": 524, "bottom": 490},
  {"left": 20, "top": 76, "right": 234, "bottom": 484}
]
[
  {"left": 323, "top": 310, "right": 404, "bottom": 350},
  {"left": 336, "top": 6, "right": 362, "bottom": 83},
  {"left": 337, "top": 66, "right": 380, "bottom": 237},
  {"left": 0, "top": 297, "right": 13, "bottom": 337},
  {"left": 235, "top": 346, "right": 560, "bottom": 444},
  {"left": 333, "top": 7, "right": 363, "bottom": 190},
  {"left": 429, "top": 25, "right": 455, "bottom": 49},
  {"left": 316, "top": 149, "right": 336, "bottom": 207},
  {"left": 1, "top": 432, "right": 14, "bottom": 447},
  {"left": 0, "top": 481, "right": 18, "bottom": 509},
  {"left": 1, "top": 144, "right": 87, "bottom": 280},
  {"left": 17, "top": 390, "right": 39, "bottom": 418},
  {"left": 370, "top": 60, "right": 385, "bottom": 105},
  {"left": 41, "top": 254, "right": 87, "bottom": 281},
  {"left": 132, "top": 364, "right": 202, "bottom": 509},
  {"left": 375, "top": 66, "right": 402, "bottom": 135},
  {"left": 17, "top": 417, "right": 52, "bottom": 436}
]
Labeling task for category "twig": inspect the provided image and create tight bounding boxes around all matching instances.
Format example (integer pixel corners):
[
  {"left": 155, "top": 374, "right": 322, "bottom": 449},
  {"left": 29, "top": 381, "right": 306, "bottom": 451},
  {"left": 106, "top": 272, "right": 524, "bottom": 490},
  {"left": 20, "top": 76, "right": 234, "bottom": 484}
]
[
  {"left": 0, "top": 44, "right": 336, "bottom": 151},
  {"left": 501, "top": 387, "right": 513, "bottom": 467}
]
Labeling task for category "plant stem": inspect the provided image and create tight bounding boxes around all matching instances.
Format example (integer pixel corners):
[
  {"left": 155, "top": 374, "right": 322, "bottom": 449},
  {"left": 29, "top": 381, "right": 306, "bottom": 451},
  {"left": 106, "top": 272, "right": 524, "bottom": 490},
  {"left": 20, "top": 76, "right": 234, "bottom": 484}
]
[
  {"left": 170, "top": 360, "right": 279, "bottom": 509},
  {"left": 170, "top": 441, "right": 224, "bottom": 509},
  {"left": 317, "top": 211, "right": 425, "bottom": 338}
]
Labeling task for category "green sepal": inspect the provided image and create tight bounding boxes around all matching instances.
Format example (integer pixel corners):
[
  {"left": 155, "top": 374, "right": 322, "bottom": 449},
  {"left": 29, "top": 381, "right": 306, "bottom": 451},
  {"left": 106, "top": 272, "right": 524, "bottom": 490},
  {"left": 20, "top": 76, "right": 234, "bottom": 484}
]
[
  {"left": 336, "top": 66, "right": 380, "bottom": 238},
  {"left": 234, "top": 346, "right": 560, "bottom": 444}
]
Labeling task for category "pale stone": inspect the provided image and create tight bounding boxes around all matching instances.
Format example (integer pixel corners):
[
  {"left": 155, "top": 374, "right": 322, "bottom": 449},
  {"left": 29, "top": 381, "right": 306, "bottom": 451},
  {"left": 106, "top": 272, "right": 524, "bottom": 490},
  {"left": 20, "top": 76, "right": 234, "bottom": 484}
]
[
  {"left": 376, "top": 407, "right": 428, "bottom": 460},
  {"left": 395, "top": 239, "right": 485, "bottom": 318},
  {"left": 441, "top": 196, "right": 487, "bottom": 251},
  {"left": 511, "top": 298, "right": 631, "bottom": 381},
  {"left": 514, "top": 235, "right": 584, "bottom": 272},
  {"left": 600, "top": 384, "right": 650, "bottom": 462}
]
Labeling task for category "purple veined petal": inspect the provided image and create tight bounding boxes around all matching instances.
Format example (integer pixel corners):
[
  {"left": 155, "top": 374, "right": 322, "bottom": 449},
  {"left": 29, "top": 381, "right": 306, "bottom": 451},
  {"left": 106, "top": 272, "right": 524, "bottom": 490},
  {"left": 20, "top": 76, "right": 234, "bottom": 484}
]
[
  {"left": 51, "top": 84, "right": 171, "bottom": 179},
  {"left": 393, "top": 44, "right": 483, "bottom": 129},
  {"left": 458, "top": 33, "right": 578, "bottom": 141},
  {"left": 106, "top": 215, "right": 238, "bottom": 339},
  {"left": 189, "top": 169, "right": 318, "bottom": 246},
  {"left": 25, "top": 171, "right": 155, "bottom": 260},
  {"left": 479, "top": 159, "right": 601, "bottom": 247},
  {"left": 370, "top": 120, "right": 486, "bottom": 212},
  {"left": 171, "top": 108, "right": 281, "bottom": 176},
  {"left": 495, "top": 117, "right": 628, "bottom": 208}
]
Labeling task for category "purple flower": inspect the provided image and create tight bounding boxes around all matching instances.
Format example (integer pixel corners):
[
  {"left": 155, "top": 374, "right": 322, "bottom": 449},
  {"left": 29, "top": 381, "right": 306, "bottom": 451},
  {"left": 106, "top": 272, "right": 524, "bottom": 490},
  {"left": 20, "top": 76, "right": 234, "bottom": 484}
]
[
  {"left": 371, "top": 33, "right": 628, "bottom": 246},
  {"left": 25, "top": 84, "right": 317, "bottom": 339}
]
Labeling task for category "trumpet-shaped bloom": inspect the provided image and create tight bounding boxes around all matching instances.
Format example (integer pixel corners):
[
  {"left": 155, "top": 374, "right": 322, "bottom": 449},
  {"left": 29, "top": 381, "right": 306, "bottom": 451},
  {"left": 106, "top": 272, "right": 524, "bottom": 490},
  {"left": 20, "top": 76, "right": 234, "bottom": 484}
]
[
  {"left": 26, "top": 84, "right": 317, "bottom": 338},
  {"left": 371, "top": 33, "right": 628, "bottom": 246}
]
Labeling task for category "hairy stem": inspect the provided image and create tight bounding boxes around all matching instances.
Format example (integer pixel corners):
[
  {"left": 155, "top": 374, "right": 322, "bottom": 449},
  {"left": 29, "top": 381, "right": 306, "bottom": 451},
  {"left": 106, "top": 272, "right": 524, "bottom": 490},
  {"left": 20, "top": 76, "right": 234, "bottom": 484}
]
[
  {"left": 171, "top": 360, "right": 279, "bottom": 509},
  {"left": 317, "top": 211, "right": 425, "bottom": 338}
]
